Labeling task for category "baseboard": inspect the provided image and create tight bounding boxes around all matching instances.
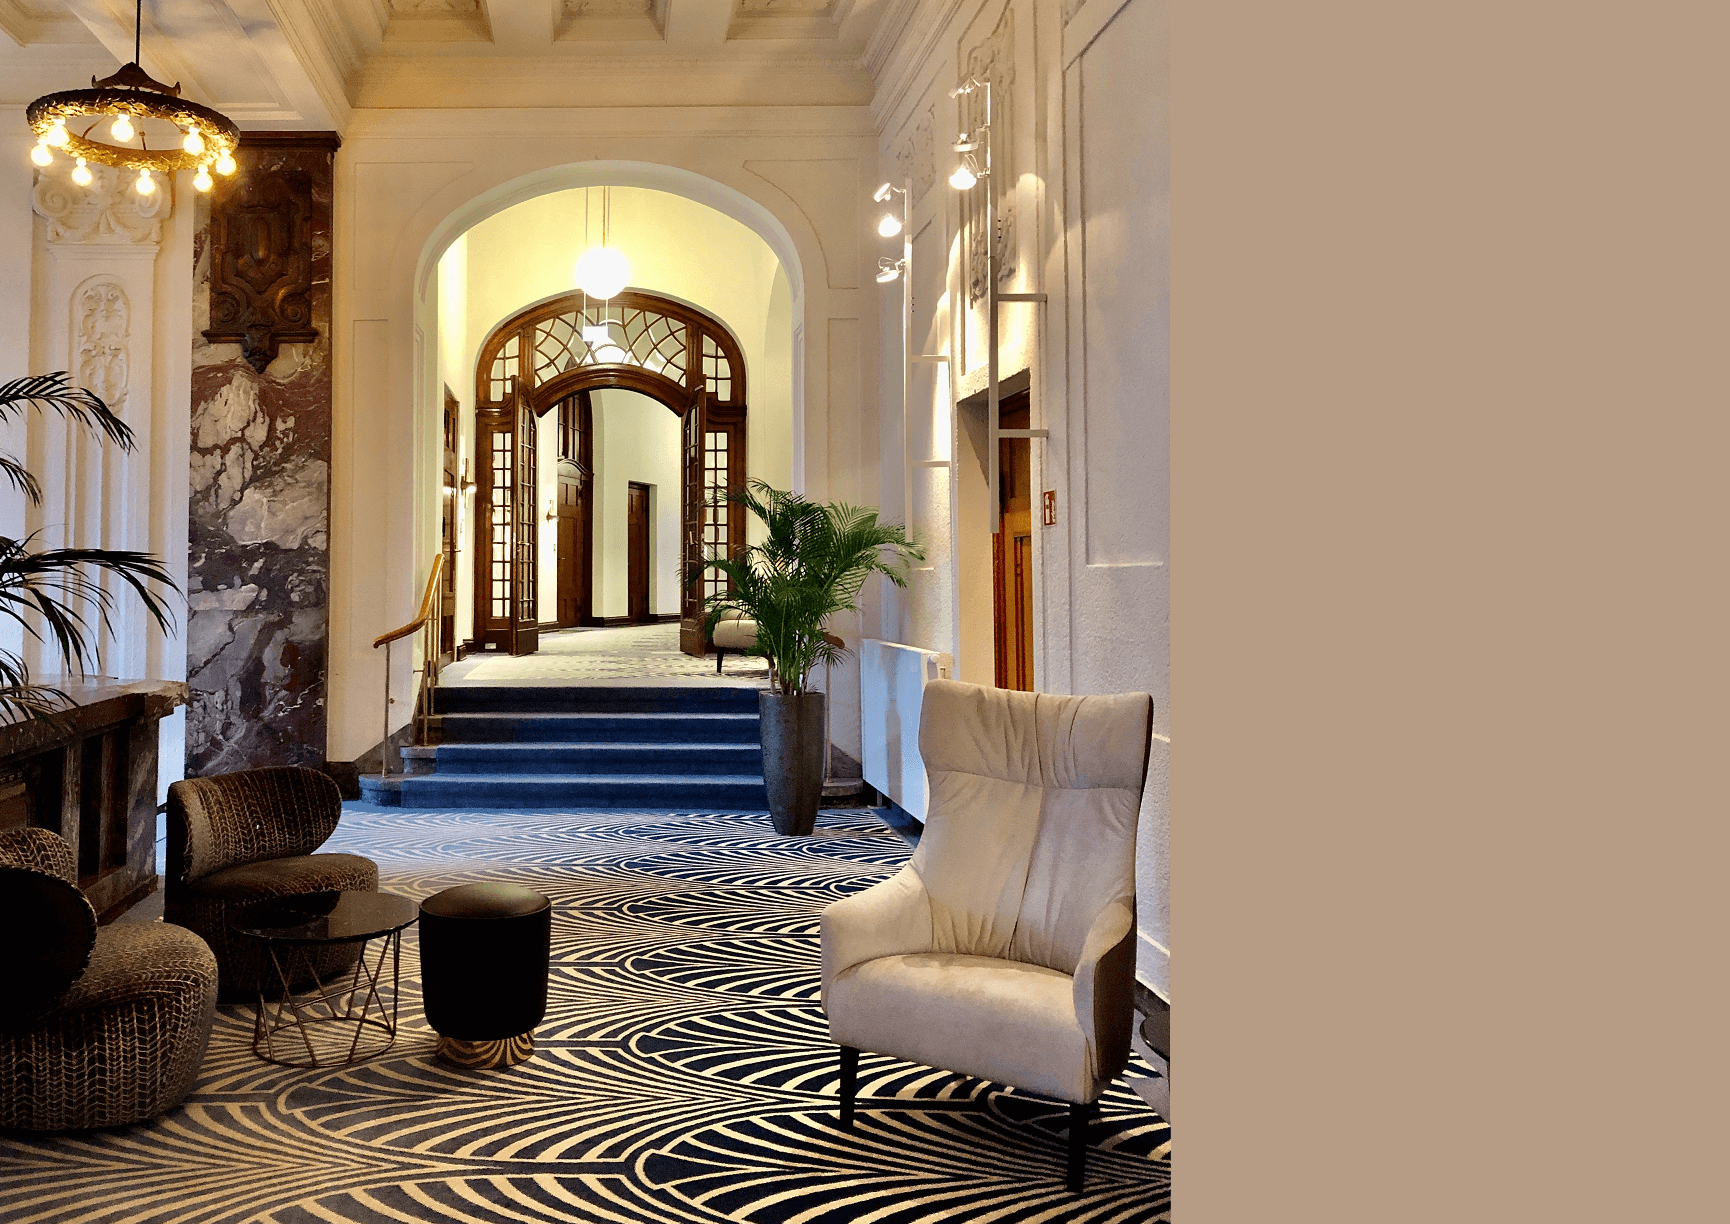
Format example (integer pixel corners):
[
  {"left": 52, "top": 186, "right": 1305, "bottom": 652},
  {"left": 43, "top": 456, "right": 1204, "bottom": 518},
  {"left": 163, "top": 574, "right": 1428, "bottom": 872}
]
[{"left": 587, "top": 613, "right": 682, "bottom": 626}]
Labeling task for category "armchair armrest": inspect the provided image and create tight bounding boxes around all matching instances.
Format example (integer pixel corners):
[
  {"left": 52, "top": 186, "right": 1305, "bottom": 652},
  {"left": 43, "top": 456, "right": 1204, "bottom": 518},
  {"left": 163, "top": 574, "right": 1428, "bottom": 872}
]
[
  {"left": 1071, "top": 899, "right": 1137, "bottom": 1095},
  {"left": 820, "top": 865, "right": 934, "bottom": 1000}
]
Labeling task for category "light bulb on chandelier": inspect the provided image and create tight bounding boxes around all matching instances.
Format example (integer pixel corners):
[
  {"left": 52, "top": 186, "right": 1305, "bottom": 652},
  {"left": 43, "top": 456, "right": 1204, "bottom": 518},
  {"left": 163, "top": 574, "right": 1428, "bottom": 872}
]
[
  {"left": 44, "top": 120, "right": 68, "bottom": 148},
  {"left": 111, "top": 113, "right": 135, "bottom": 142},
  {"left": 182, "top": 127, "right": 204, "bottom": 156},
  {"left": 193, "top": 165, "right": 213, "bottom": 192},
  {"left": 30, "top": 142, "right": 51, "bottom": 167},
  {"left": 215, "top": 151, "right": 236, "bottom": 176},
  {"left": 134, "top": 169, "right": 154, "bottom": 196},
  {"left": 71, "top": 158, "right": 92, "bottom": 186}
]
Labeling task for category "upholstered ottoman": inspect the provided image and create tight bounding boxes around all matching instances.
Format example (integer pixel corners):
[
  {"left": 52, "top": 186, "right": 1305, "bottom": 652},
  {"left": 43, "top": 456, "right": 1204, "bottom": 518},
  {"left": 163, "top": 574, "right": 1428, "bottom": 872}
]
[{"left": 418, "top": 883, "right": 551, "bottom": 1068}]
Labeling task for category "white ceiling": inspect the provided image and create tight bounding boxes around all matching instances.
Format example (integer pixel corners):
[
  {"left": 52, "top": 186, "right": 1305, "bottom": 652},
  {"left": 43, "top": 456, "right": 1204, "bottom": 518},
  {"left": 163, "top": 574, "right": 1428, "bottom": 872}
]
[{"left": 1, "top": 0, "right": 903, "bottom": 129}]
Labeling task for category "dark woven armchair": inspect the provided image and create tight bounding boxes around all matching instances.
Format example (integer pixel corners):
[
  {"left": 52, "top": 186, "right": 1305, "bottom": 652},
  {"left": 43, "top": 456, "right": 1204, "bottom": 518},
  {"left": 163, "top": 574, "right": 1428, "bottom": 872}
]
[
  {"left": 166, "top": 766, "right": 378, "bottom": 997},
  {"left": 0, "top": 828, "right": 218, "bottom": 1130}
]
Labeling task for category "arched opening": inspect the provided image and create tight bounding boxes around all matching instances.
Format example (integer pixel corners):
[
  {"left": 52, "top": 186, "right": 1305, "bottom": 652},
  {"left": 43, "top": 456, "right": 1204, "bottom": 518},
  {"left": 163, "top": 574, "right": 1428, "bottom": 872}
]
[{"left": 469, "top": 289, "right": 747, "bottom": 657}]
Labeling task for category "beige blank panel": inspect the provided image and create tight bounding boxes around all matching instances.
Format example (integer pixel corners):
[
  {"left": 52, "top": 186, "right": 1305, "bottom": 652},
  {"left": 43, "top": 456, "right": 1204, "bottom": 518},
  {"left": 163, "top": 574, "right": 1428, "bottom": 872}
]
[{"left": 1078, "top": 0, "right": 1168, "bottom": 568}]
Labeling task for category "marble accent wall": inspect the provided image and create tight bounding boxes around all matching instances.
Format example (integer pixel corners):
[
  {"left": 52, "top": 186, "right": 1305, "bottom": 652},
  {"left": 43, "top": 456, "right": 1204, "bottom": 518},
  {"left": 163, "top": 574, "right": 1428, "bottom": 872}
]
[{"left": 186, "top": 135, "right": 340, "bottom": 776}]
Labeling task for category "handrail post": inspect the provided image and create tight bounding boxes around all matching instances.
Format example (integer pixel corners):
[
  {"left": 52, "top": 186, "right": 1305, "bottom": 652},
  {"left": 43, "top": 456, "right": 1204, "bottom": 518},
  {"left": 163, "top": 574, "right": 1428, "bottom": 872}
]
[{"left": 381, "top": 639, "right": 392, "bottom": 780}]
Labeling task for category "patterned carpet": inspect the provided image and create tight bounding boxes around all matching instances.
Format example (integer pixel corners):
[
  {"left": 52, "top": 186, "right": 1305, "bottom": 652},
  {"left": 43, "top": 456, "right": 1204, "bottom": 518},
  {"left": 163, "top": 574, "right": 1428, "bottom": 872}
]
[
  {"left": 445, "top": 624, "right": 771, "bottom": 686},
  {"left": 0, "top": 806, "right": 1171, "bottom": 1223}
]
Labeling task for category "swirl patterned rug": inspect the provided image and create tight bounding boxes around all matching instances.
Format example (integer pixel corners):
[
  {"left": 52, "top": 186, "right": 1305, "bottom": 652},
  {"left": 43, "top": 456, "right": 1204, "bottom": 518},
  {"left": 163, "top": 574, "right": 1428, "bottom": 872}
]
[{"left": 0, "top": 806, "right": 1172, "bottom": 1223}]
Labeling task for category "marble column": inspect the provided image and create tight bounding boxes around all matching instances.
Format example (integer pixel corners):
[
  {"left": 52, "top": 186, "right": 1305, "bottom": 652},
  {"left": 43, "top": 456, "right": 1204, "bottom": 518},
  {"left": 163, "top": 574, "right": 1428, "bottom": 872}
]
[{"left": 186, "top": 134, "right": 339, "bottom": 776}]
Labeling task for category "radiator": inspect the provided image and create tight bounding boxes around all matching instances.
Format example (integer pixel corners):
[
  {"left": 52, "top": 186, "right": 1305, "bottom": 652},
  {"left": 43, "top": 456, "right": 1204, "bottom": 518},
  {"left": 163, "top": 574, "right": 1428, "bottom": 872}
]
[{"left": 859, "top": 639, "right": 953, "bottom": 823}]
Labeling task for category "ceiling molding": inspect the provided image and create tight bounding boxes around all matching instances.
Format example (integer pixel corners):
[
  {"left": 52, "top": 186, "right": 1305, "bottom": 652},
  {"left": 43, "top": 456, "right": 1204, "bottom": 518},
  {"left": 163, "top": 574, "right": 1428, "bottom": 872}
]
[{"left": 868, "top": 0, "right": 967, "bottom": 132}]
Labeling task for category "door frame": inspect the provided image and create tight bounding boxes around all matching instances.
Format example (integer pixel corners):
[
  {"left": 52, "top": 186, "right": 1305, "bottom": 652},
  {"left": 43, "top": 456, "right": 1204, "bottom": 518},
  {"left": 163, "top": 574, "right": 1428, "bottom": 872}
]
[{"left": 470, "top": 290, "right": 747, "bottom": 655}]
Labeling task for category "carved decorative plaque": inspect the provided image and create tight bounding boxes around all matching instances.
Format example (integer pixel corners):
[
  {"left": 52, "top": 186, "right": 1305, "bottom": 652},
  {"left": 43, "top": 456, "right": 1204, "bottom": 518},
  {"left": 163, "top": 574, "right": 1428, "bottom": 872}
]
[{"left": 203, "top": 168, "right": 317, "bottom": 373}]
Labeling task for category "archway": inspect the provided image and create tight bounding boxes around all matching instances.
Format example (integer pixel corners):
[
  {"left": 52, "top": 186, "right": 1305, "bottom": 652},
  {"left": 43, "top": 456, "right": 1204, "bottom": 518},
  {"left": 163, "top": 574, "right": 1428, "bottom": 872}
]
[{"left": 470, "top": 289, "right": 747, "bottom": 657}]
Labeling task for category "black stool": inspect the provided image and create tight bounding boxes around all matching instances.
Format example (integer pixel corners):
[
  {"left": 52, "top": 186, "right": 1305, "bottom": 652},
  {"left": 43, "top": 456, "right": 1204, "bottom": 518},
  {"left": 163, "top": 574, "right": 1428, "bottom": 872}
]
[{"left": 419, "top": 883, "right": 551, "bottom": 1068}]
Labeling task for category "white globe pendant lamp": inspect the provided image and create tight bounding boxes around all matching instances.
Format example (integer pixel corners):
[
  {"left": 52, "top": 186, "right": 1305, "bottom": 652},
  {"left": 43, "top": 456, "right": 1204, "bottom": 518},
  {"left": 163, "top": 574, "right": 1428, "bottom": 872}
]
[
  {"left": 574, "top": 245, "right": 629, "bottom": 300},
  {"left": 574, "top": 185, "right": 630, "bottom": 300}
]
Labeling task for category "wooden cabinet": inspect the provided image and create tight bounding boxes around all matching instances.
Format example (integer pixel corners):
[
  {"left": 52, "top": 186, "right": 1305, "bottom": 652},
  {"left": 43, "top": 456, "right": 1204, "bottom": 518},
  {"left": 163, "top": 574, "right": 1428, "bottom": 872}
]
[{"left": 0, "top": 679, "right": 186, "bottom": 922}]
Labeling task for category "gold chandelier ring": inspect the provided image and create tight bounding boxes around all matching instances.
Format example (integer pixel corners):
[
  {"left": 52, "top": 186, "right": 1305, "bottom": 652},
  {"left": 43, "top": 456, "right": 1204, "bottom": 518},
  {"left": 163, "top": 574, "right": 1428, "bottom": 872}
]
[{"left": 27, "top": 88, "right": 239, "bottom": 174}]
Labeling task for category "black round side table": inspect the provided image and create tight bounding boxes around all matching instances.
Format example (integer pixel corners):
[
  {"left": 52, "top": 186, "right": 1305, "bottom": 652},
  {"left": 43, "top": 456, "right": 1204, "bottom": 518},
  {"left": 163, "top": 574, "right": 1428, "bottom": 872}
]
[
  {"left": 419, "top": 882, "right": 551, "bottom": 1068},
  {"left": 231, "top": 890, "right": 418, "bottom": 1068}
]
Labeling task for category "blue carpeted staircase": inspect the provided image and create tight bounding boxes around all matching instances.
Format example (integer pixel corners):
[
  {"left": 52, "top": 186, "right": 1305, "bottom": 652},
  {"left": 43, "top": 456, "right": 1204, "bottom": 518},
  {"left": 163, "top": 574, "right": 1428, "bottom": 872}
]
[{"left": 359, "top": 683, "right": 769, "bottom": 808}]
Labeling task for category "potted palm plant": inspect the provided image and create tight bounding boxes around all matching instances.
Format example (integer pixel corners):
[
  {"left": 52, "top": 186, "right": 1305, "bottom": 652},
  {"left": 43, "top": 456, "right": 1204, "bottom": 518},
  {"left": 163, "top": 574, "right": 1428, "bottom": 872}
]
[
  {"left": 0, "top": 373, "right": 176, "bottom": 724},
  {"left": 700, "top": 480, "right": 923, "bottom": 835}
]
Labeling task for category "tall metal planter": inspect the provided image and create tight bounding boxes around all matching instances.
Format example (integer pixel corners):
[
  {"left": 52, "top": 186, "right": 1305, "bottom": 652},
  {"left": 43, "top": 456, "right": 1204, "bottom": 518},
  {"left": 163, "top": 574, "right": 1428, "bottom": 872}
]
[{"left": 758, "top": 691, "right": 825, "bottom": 835}]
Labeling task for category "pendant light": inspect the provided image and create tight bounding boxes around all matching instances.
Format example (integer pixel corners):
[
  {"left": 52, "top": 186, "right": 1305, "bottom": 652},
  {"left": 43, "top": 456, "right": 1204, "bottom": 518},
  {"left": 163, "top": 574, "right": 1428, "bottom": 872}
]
[
  {"left": 24, "top": 0, "right": 238, "bottom": 194},
  {"left": 573, "top": 186, "right": 630, "bottom": 301}
]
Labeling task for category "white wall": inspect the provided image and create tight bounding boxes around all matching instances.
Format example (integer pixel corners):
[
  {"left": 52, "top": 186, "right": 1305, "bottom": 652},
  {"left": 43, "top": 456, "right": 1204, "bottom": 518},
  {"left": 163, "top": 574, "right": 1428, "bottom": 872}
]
[
  {"left": 587, "top": 389, "right": 682, "bottom": 619},
  {"left": 871, "top": 0, "right": 1171, "bottom": 1000}
]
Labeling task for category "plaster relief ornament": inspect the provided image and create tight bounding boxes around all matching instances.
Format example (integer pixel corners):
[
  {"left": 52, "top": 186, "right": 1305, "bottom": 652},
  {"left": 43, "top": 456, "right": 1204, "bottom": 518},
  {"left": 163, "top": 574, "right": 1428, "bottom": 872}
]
[
  {"left": 962, "top": 7, "right": 1016, "bottom": 305},
  {"left": 895, "top": 106, "right": 937, "bottom": 203},
  {"left": 32, "top": 162, "right": 171, "bottom": 245},
  {"left": 74, "top": 283, "right": 130, "bottom": 415}
]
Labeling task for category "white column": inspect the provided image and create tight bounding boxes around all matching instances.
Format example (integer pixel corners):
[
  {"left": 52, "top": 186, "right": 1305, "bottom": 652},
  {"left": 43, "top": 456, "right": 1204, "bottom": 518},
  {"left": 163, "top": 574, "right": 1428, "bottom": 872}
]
[{"left": 29, "top": 164, "right": 173, "bottom": 682}]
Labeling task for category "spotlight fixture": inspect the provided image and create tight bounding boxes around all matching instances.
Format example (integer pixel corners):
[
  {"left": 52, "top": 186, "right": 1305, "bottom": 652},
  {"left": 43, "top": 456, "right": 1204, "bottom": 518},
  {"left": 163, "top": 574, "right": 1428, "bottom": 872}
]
[
  {"left": 877, "top": 212, "right": 903, "bottom": 238},
  {"left": 949, "top": 157, "right": 981, "bottom": 191},
  {"left": 872, "top": 182, "right": 894, "bottom": 203},
  {"left": 25, "top": 0, "right": 238, "bottom": 191},
  {"left": 876, "top": 257, "right": 904, "bottom": 284},
  {"left": 952, "top": 133, "right": 977, "bottom": 153}
]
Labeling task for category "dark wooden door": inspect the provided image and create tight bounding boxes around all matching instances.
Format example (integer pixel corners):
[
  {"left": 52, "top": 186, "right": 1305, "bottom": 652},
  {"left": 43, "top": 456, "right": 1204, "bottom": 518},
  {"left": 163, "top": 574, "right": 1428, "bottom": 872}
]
[
  {"left": 993, "top": 392, "right": 1034, "bottom": 690},
  {"left": 628, "top": 481, "right": 651, "bottom": 623},
  {"left": 555, "top": 390, "right": 592, "bottom": 628},
  {"left": 556, "top": 462, "right": 583, "bottom": 627}
]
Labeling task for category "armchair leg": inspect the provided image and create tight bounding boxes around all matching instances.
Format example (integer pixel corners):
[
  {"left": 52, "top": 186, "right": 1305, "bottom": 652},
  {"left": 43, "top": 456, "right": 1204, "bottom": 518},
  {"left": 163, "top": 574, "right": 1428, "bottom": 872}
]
[
  {"left": 1066, "top": 1101, "right": 1094, "bottom": 1193},
  {"left": 715, "top": 648, "right": 725, "bottom": 674},
  {"left": 839, "top": 1045, "right": 859, "bottom": 1130}
]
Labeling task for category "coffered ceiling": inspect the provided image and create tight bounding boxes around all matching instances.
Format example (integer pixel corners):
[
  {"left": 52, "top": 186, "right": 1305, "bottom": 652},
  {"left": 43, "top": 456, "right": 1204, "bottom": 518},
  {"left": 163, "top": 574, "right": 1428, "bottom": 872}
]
[{"left": 1, "top": 0, "right": 907, "bottom": 128}]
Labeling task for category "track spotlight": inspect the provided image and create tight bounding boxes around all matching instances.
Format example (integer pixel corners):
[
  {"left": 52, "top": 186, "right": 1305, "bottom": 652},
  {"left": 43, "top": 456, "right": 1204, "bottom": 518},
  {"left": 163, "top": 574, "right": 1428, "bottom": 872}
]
[
  {"left": 949, "top": 159, "right": 979, "bottom": 191},
  {"left": 873, "top": 182, "right": 894, "bottom": 203},
  {"left": 876, "top": 257, "right": 904, "bottom": 284},
  {"left": 877, "top": 212, "right": 903, "bottom": 238}
]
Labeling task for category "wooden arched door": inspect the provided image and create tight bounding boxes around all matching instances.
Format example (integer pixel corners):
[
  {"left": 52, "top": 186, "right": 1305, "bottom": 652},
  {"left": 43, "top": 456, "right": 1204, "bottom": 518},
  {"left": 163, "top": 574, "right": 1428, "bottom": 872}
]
[{"left": 471, "top": 291, "right": 747, "bottom": 656}]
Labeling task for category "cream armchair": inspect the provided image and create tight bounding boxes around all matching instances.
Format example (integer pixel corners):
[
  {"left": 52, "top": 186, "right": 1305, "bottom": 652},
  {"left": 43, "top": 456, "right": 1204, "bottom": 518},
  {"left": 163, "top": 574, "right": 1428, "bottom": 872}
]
[{"left": 821, "top": 679, "right": 1153, "bottom": 1191}]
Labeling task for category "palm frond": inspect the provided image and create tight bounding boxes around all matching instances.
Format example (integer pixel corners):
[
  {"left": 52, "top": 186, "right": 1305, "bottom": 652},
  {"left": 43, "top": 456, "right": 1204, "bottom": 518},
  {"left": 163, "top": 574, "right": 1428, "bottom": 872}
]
[
  {"left": 0, "top": 651, "right": 73, "bottom": 730},
  {"left": 0, "top": 373, "right": 133, "bottom": 510},
  {"left": 0, "top": 534, "right": 179, "bottom": 675},
  {"left": 0, "top": 373, "right": 134, "bottom": 449},
  {"left": 696, "top": 480, "right": 924, "bottom": 695}
]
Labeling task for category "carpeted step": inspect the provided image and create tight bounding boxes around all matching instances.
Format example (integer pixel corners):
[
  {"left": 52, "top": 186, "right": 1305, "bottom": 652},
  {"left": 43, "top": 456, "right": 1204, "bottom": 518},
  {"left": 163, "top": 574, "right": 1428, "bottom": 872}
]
[
  {"left": 435, "top": 685, "right": 761, "bottom": 715},
  {"left": 363, "top": 772, "right": 770, "bottom": 809},
  {"left": 437, "top": 711, "right": 761, "bottom": 743},
  {"left": 434, "top": 741, "right": 763, "bottom": 775}
]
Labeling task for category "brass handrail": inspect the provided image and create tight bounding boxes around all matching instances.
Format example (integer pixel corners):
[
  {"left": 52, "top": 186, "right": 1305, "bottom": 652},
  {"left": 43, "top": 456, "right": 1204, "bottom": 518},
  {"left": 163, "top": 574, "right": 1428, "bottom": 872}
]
[
  {"left": 374, "top": 552, "right": 443, "bottom": 647},
  {"left": 372, "top": 552, "right": 446, "bottom": 779}
]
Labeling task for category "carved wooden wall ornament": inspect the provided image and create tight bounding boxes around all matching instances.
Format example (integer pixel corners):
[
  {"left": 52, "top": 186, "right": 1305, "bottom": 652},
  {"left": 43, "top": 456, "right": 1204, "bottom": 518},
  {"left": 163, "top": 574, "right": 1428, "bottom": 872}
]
[{"left": 202, "top": 166, "right": 317, "bottom": 373}]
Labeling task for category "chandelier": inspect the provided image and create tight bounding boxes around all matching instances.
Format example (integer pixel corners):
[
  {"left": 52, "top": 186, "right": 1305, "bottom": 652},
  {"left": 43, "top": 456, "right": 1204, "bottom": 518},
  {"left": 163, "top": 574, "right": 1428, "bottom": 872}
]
[{"left": 24, "top": 0, "right": 239, "bottom": 197}]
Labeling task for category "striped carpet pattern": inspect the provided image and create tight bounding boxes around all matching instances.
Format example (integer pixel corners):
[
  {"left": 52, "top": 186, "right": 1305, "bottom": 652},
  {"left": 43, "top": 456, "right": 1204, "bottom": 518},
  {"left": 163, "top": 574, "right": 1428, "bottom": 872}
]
[{"left": 0, "top": 807, "right": 1171, "bottom": 1223}]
